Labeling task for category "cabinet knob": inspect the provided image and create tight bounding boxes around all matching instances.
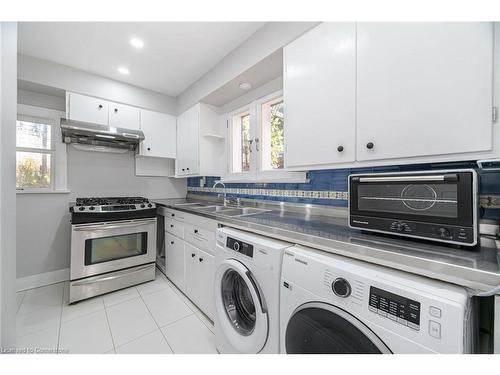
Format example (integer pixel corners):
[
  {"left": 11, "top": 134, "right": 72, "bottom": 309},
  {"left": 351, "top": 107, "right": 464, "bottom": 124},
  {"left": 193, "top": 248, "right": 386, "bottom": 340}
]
[
  {"left": 191, "top": 253, "right": 196, "bottom": 258},
  {"left": 170, "top": 224, "right": 174, "bottom": 228},
  {"left": 114, "top": 108, "right": 118, "bottom": 113},
  {"left": 337, "top": 145, "right": 344, "bottom": 152},
  {"left": 98, "top": 104, "right": 103, "bottom": 110},
  {"left": 147, "top": 147, "right": 151, "bottom": 151},
  {"left": 170, "top": 241, "right": 174, "bottom": 245},
  {"left": 186, "top": 167, "right": 190, "bottom": 171},
  {"left": 171, "top": 214, "right": 175, "bottom": 217},
  {"left": 182, "top": 168, "right": 185, "bottom": 171},
  {"left": 199, "top": 258, "right": 204, "bottom": 262},
  {"left": 194, "top": 229, "right": 198, "bottom": 234},
  {"left": 366, "top": 142, "right": 374, "bottom": 150}
]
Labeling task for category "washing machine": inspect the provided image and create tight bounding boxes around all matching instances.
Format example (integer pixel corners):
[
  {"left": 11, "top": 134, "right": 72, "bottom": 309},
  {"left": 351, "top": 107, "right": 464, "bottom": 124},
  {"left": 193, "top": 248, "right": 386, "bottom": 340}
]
[
  {"left": 281, "top": 245, "right": 474, "bottom": 354},
  {"left": 214, "top": 227, "right": 293, "bottom": 354}
]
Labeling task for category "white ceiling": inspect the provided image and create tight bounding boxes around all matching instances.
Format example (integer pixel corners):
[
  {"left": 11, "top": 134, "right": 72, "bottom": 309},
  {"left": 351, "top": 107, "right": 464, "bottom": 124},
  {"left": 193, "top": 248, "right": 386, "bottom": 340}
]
[{"left": 18, "top": 22, "right": 266, "bottom": 97}]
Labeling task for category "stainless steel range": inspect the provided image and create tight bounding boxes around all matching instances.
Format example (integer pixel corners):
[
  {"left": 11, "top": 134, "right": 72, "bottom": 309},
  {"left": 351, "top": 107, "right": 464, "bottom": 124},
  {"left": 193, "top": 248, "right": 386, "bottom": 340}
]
[{"left": 69, "top": 197, "right": 157, "bottom": 303}]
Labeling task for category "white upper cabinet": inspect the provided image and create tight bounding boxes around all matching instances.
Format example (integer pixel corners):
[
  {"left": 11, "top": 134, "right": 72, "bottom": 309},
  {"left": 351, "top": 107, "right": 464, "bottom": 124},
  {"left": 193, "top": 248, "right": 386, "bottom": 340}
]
[
  {"left": 109, "top": 102, "right": 140, "bottom": 130},
  {"left": 356, "top": 22, "right": 494, "bottom": 162},
  {"left": 139, "top": 110, "right": 177, "bottom": 158},
  {"left": 176, "top": 103, "right": 224, "bottom": 178},
  {"left": 176, "top": 105, "right": 200, "bottom": 176},
  {"left": 284, "top": 22, "right": 356, "bottom": 169},
  {"left": 67, "top": 92, "right": 109, "bottom": 125}
]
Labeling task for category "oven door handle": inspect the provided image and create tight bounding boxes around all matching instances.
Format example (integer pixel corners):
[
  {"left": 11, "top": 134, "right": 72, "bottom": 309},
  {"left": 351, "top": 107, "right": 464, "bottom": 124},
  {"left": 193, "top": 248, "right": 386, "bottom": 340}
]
[
  {"left": 73, "top": 219, "right": 156, "bottom": 231},
  {"left": 71, "top": 264, "right": 153, "bottom": 286},
  {"left": 357, "top": 174, "right": 456, "bottom": 183}
]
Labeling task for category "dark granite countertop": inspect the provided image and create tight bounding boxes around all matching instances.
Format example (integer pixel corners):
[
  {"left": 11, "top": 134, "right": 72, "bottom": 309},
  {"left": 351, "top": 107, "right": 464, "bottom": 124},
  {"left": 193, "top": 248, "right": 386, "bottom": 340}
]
[{"left": 154, "top": 197, "right": 500, "bottom": 293}]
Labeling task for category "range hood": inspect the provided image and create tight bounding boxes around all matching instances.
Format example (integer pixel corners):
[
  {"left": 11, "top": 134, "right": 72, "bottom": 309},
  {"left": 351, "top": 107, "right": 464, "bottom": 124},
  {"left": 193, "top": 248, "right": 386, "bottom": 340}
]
[{"left": 60, "top": 118, "right": 145, "bottom": 151}]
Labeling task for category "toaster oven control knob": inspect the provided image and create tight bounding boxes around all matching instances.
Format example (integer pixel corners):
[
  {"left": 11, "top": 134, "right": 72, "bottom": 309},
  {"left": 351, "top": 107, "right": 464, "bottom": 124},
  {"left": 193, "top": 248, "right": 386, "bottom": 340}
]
[
  {"left": 438, "top": 227, "right": 450, "bottom": 238},
  {"left": 332, "top": 278, "right": 351, "bottom": 298}
]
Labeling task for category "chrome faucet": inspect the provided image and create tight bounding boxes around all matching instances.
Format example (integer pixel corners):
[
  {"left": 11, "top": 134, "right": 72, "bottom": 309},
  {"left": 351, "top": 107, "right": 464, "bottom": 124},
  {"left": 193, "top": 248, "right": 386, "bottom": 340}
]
[
  {"left": 212, "top": 181, "right": 228, "bottom": 205},
  {"left": 212, "top": 181, "right": 241, "bottom": 207}
]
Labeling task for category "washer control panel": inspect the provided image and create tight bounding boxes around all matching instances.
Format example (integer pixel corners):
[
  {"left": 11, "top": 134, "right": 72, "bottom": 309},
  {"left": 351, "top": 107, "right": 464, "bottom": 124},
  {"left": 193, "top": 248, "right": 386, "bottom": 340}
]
[
  {"left": 369, "top": 286, "right": 421, "bottom": 331},
  {"left": 226, "top": 237, "right": 254, "bottom": 258}
]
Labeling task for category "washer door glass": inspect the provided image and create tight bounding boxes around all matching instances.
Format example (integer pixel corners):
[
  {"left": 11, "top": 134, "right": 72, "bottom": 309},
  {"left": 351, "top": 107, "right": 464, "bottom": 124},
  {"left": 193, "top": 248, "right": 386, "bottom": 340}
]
[
  {"left": 221, "top": 269, "right": 258, "bottom": 336},
  {"left": 285, "top": 304, "right": 391, "bottom": 354}
]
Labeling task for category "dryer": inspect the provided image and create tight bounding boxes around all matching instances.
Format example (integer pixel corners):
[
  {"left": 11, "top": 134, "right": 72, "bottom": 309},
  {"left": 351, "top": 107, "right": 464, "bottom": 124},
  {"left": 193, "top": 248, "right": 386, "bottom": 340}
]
[
  {"left": 214, "top": 227, "right": 293, "bottom": 354},
  {"left": 280, "top": 245, "right": 474, "bottom": 354}
]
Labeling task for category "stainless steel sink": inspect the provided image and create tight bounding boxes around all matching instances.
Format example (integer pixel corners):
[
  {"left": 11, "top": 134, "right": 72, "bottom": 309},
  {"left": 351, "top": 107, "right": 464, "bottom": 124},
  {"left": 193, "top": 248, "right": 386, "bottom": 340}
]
[
  {"left": 192, "top": 205, "right": 235, "bottom": 213},
  {"left": 172, "top": 202, "right": 209, "bottom": 208},
  {"left": 219, "top": 207, "right": 270, "bottom": 217}
]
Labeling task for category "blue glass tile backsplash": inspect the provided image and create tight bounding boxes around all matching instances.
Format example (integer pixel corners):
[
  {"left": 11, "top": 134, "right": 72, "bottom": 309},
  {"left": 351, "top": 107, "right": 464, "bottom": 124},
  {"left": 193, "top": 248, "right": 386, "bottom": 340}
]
[{"left": 186, "top": 160, "right": 500, "bottom": 219}]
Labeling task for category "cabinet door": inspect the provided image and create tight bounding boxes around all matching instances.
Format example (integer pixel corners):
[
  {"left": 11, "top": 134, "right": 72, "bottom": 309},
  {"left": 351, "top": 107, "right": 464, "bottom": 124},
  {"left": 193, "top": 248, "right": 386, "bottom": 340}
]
[
  {"left": 356, "top": 22, "right": 493, "bottom": 161},
  {"left": 284, "top": 22, "right": 356, "bottom": 168},
  {"left": 176, "top": 106, "right": 200, "bottom": 176},
  {"left": 109, "top": 103, "right": 140, "bottom": 130},
  {"left": 68, "top": 93, "right": 109, "bottom": 125},
  {"left": 165, "top": 233, "right": 185, "bottom": 291},
  {"left": 196, "top": 248, "right": 214, "bottom": 320},
  {"left": 140, "top": 110, "right": 177, "bottom": 158},
  {"left": 184, "top": 243, "right": 199, "bottom": 304}
]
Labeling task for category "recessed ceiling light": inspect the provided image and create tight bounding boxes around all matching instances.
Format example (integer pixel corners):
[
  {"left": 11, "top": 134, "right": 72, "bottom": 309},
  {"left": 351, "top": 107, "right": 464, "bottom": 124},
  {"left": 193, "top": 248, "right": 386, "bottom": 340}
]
[
  {"left": 118, "top": 66, "right": 130, "bottom": 75},
  {"left": 239, "top": 82, "right": 252, "bottom": 90},
  {"left": 130, "top": 37, "right": 144, "bottom": 49}
]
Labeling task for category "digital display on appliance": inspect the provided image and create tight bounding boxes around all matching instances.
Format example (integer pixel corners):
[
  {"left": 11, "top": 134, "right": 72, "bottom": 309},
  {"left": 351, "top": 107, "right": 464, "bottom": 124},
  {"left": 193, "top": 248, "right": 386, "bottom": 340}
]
[
  {"left": 226, "top": 237, "right": 254, "bottom": 258},
  {"left": 369, "top": 286, "right": 420, "bottom": 326}
]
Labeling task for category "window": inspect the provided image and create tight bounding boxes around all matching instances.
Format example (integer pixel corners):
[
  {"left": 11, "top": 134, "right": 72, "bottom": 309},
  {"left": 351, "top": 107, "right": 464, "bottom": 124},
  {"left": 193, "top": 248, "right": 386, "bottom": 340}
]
[
  {"left": 260, "top": 97, "right": 284, "bottom": 170},
  {"left": 230, "top": 110, "right": 251, "bottom": 173},
  {"left": 225, "top": 91, "right": 306, "bottom": 183},
  {"left": 16, "top": 105, "right": 68, "bottom": 193}
]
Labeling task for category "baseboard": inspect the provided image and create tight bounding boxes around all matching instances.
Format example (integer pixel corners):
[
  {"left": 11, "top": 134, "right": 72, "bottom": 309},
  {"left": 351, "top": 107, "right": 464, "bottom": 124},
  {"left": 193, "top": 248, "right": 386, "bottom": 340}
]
[{"left": 16, "top": 268, "right": 70, "bottom": 292}]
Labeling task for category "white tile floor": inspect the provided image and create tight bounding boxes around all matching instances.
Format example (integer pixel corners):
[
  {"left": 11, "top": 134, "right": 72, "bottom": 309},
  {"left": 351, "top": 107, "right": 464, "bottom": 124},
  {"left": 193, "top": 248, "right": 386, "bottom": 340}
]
[{"left": 15, "top": 269, "right": 216, "bottom": 354}]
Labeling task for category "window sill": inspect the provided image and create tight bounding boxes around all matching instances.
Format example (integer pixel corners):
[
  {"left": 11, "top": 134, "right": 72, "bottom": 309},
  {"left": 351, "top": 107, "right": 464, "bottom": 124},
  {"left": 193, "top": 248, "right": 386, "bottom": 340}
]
[{"left": 16, "top": 189, "right": 71, "bottom": 195}]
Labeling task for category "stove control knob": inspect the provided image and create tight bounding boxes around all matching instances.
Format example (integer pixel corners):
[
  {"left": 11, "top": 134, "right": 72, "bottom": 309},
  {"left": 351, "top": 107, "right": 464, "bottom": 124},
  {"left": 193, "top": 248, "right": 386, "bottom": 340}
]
[
  {"left": 233, "top": 242, "right": 240, "bottom": 251},
  {"left": 140, "top": 204, "right": 145, "bottom": 208},
  {"left": 332, "top": 278, "right": 351, "bottom": 298},
  {"left": 148, "top": 204, "right": 153, "bottom": 208},
  {"left": 78, "top": 206, "right": 85, "bottom": 211},
  {"left": 438, "top": 227, "right": 450, "bottom": 238},
  {"left": 89, "top": 206, "right": 95, "bottom": 211}
]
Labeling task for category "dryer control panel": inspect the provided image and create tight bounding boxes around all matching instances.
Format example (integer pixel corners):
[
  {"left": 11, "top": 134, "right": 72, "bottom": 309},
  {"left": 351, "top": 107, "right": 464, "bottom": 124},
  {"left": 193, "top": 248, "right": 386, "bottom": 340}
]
[
  {"left": 369, "top": 286, "right": 421, "bottom": 330},
  {"left": 226, "top": 237, "right": 254, "bottom": 258}
]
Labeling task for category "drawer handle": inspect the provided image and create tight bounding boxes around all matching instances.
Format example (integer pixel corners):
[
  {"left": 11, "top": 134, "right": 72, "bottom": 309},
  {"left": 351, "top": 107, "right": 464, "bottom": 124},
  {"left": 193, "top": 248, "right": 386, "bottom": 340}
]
[
  {"left": 199, "top": 258, "right": 204, "bottom": 262},
  {"left": 191, "top": 253, "right": 196, "bottom": 258},
  {"left": 170, "top": 224, "right": 174, "bottom": 228},
  {"left": 170, "top": 241, "right": 174, "bottom": 245},
  {"left": 194, "top": 229, "right": 199, "bottom": 234}
]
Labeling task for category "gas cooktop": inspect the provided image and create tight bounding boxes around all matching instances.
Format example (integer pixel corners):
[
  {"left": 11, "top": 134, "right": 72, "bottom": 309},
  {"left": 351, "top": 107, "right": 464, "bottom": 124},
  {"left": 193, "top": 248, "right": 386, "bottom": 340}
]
[{"left": 70, "top": 197, "right": 156, "bottom": 223}]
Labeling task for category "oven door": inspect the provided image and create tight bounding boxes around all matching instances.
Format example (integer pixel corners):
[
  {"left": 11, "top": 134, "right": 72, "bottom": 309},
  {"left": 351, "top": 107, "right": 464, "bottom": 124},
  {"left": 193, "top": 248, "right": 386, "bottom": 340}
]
[
  {"left": 349, "top": 170, "right": 477, "bottom": 244},
  {"left": 71, "top": 218, "right": 157, "bottom": 280}
]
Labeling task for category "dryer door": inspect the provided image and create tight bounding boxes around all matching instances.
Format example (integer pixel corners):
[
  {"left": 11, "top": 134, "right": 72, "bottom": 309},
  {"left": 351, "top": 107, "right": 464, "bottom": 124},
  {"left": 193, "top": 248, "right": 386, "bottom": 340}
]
[
  {"left": 215, "top": 259, "right": 268, "bottom": 353},
  {"left": 285, "top": 302, "right": 391, "bottom": 354}
]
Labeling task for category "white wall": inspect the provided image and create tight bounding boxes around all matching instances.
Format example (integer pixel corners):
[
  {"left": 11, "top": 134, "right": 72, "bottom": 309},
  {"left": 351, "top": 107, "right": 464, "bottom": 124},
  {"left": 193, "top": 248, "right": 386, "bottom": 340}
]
[
  {"left": 18, "top": 54, "right": 177, "bottom": 114},
  {"left": 177, "top": 22, "right": 319, "bottom": 113},
  {"left": 221, "top": 76, "right": 283, "bottom": 114},
  {"left": 0, "top": 22, "right": 17, "bottom": 348}
]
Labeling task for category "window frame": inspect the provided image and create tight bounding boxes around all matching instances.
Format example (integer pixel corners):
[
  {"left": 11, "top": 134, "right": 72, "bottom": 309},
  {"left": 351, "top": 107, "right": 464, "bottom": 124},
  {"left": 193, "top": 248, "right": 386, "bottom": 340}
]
[
  {"left": 16, "top": 104, "right": 68, "bottom": 194},
  {"left": 223, "top": 90, "right": 306, "bottom": 183}
]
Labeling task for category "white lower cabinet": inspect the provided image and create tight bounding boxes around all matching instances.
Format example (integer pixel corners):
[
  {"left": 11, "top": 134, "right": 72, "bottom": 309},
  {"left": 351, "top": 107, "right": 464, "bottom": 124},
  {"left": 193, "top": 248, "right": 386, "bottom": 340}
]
[
  {"left": 165, "top": 233, "right": 185, "bottom": 291},
  {"left": 185, "top": 243, "right": 215, "bottom": 319},
  {"left": 163, "top": 209, "right": 216, "bottom": 320}
]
